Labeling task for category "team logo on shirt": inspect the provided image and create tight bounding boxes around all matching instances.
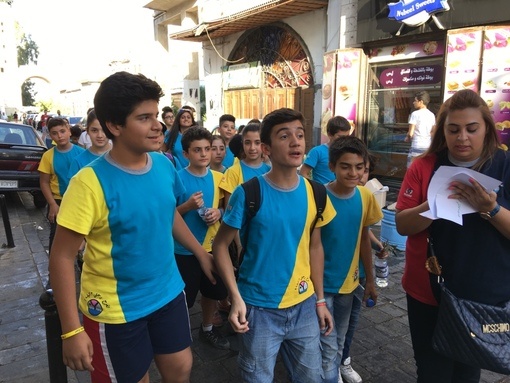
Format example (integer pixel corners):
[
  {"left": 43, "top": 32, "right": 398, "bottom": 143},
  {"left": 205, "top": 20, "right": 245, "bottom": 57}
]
[
  {"left": 87, "top": 299, "right": 103, "bottom": 316},
  {"left": 298, "top": 279, "right": 309, "bottom": 294},
  {"left": 404, "top": 187, "right": 413, "bottom": 198}
]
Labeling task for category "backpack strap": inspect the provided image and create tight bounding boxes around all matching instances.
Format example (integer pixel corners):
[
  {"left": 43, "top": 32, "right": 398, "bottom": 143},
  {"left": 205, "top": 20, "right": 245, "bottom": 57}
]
[
  {"left": 238, "top": 176, "right": 261, "bottom": 267},
  {"left": 305, "top": 178, "right": 327, "bottom": 233},
  {"left": 241, "top": 176, "right": 261, "bottom": 220}
]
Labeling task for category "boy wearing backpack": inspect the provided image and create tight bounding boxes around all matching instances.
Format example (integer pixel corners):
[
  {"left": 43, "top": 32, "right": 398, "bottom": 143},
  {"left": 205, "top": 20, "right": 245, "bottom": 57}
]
[
  {"left": 212, "top": 108, "right": 336, "bottom": 382},
  {"left": 320, "top": 136, "right": 383, "bottom": 383}
]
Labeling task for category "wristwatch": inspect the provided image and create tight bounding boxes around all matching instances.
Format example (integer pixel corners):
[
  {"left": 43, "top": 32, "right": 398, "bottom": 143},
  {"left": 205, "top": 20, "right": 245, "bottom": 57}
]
[{"left": 480, "top": 203, "right": 501, "bottom": 220}]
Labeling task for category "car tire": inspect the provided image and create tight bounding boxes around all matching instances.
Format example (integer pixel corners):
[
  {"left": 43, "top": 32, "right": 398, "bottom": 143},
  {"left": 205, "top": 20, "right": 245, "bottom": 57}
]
[{"left": 33, "top": 192, "right": 47, "bottom": 208}]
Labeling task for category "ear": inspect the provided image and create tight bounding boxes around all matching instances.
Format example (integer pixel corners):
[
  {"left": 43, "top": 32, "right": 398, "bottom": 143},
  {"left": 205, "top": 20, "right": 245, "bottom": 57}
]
[
  {"left": 106, "top": 121, "right": 122, "bottom": 138},
  {"left": 261, "top": 142, "right": 271, "bottom": 157},
  {"left": 183, "top": 149, "right": 190, "bottom": 160},
  {"left": 329, "top": 162, "right": 335, "bottom": 172}
]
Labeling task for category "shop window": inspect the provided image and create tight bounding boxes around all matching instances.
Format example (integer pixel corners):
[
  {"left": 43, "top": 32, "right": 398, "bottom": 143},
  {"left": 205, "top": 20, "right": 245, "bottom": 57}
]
[{"left": 366, "top": 57, "right": 443, "bottom": 180}]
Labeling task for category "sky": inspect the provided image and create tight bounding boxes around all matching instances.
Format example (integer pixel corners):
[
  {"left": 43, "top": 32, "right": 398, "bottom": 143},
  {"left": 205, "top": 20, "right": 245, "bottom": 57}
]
[{"left": 11, "top": 0, "right": 158, "bottom": 89}]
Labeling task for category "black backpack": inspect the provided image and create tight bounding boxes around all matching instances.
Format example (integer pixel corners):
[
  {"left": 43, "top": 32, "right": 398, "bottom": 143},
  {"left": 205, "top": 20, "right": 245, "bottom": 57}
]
[
  {"left": 241, "top": 176, "right": 327, "bottom": 230},
  {"left": 238, "top": 176, "right": 327, "bottom": 257}
]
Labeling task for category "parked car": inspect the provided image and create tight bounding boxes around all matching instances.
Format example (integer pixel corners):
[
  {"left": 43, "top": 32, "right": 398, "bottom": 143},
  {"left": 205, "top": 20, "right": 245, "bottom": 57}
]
[{"left": 0, "top": 122, "right": 47, "bottom": 208}]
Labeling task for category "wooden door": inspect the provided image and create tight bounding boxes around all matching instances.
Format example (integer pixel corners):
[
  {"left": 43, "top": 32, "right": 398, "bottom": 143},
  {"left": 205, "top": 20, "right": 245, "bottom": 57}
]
[{"left": 223, "top": 88, "right": 314, "bottom": 142}]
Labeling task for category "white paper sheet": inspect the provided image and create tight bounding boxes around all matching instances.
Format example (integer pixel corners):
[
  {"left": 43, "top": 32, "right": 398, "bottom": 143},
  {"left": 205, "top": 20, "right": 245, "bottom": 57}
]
[{"left": 420, "top": 166, "right": 502, "bottom": 225}]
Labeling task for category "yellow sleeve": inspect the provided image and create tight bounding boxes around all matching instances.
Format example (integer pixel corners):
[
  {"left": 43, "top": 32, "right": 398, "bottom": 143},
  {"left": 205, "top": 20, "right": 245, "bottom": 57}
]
[
  {"left": 211, "top": 170, "right": 225, "bottom": 204},
  {"left": 219, "top": 162, "right": 243, "bottom": 193},
  {"left": 38, "top": 148, "right": 54, "bottom": 175},
  {"left": 359, "top": 186, "right": 384, "bottom": 227},
  {"left": 57, "top": 168, "right": 106, "bottom": 235}
]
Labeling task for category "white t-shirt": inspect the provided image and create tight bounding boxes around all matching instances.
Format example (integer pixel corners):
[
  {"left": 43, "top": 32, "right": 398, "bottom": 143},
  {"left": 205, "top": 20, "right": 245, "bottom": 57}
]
[
  {"left": 78, "top": 131, "right": 92, "bottom": 149},
  {"left": 408, "top": 108, "right": 435, "bottom": 150}
]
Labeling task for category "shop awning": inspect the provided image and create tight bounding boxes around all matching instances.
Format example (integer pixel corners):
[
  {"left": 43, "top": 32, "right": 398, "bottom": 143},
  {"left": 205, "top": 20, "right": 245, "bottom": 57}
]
[{"left": 168, "top": 0, "right": 328, "bottom": 42}]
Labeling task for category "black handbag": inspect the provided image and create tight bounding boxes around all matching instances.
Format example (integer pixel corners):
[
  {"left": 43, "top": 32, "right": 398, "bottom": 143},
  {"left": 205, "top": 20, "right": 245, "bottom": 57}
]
[{"left": 431, "top": 282, "right": 510, "bottom": 375}]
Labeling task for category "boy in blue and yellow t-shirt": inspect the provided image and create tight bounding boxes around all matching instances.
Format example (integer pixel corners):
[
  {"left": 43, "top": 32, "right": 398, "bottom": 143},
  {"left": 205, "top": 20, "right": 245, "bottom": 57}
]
[
  {"left": 319, "top": 136, "right": 383, "bottom": 383},
  {"left": 39, "top": 118, "right": 85, "bottom": 256},
  {"left": 175, "top": 126, "right": 230, "bottom": 350},
  {"left": 213, "top": 108, "right": 336, "bottom": 382},
  {"left": 49, "top": 72, "right": 216, "bottom": 383}
]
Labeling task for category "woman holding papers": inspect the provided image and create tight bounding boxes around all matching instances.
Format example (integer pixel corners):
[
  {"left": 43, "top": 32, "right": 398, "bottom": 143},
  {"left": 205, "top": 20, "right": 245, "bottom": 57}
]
[{"left": 395, "top": 89, "right": 510, "bottom": 382}]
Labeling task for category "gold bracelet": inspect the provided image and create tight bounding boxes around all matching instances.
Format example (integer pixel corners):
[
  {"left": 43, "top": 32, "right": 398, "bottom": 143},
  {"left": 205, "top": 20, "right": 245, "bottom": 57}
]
[{"left": 61, "top": 326, "right": 85, "bottom": 340}]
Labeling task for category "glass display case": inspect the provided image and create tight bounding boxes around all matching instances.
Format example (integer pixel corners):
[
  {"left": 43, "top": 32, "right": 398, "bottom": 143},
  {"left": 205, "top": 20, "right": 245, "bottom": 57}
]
[{"left": 365, "top": 58, "right": 443, "bottom": 182}]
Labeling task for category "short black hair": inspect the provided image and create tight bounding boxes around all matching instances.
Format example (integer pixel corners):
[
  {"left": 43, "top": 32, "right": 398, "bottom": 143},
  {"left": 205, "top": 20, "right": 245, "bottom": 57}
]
[
  {"left": 219, "top": 114, "right": 236, "bottom": 125},
  {"left": 47, "top": 117, "right": 67, "bottom": 131},
  {"left": 181, "top": 126, "right": 212, "bottom": 152},
  {"left": 260, "top": 108, "right": 304, "bottom": 145},
  {"left": 329, "top": 136, "right": 369, "bottom": 167},
  {"left": 327, "top": 116, "right": 351, "bottom": 135},
  {"left": 70, "top": 125, "right": 82, "bottom": 138},
  {"left": 94, "top": 71, "right": 164, "bottom": 140}
]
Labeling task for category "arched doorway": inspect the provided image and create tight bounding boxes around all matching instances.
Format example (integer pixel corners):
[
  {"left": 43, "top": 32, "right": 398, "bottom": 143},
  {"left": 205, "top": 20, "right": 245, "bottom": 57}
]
[{"left": 223, "top": 24, "right": 315, "bottom": 150}]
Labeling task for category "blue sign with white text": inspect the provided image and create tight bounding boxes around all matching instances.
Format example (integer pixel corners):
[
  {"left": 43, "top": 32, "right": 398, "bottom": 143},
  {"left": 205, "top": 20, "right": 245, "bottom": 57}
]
[{"left": 388, "top": 0, "right": 449, "bottom": 26}]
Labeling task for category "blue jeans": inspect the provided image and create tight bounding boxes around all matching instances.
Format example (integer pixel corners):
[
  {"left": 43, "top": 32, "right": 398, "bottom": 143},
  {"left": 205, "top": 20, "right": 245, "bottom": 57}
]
[
  {"left": 342, "top": 277, "right": 365, "bottom": 363},
  {"left": 321, "top": 292, "right": 355, "bottom": 383},
  {"left": 238, "top": 295, "right": 323, "bottom": 383}
]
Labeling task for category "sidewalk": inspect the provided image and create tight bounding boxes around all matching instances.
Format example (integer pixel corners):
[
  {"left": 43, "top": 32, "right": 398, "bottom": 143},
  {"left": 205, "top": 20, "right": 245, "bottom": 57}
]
[{"left": 0, "top": 191, "right": 508, "bottom": 383}]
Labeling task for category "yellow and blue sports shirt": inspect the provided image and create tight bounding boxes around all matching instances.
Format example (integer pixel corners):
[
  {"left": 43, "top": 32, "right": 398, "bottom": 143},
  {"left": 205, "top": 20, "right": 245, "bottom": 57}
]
[
  {"left": 57, "top": 152, "right": 185, "bottom": 324},
  {"left": 322, "top": 185, "right": 383, "bottom": 294},
  {"left": 38, "top": 145, "right": 85, "bottom": 199},
  {"left": 219, "top": 160, "right": 271, "bottom": 194},
  {"left": 67, "top": 149, "right": 102, "bottom": 179},
  {"left": 175, "top": 168, "right": 224, "bottom": 254},
  {"left": 223, "top": 175, "right": 336, "bottom": 309}
]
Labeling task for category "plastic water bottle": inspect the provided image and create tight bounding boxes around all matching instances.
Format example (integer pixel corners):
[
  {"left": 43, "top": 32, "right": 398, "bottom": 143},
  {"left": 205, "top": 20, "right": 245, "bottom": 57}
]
[
  {"left": 197, "top": 205, "right": 208, "bottom": 221},
  {"left": 375, "top": 257, "right": 389, "bottom": 288}
]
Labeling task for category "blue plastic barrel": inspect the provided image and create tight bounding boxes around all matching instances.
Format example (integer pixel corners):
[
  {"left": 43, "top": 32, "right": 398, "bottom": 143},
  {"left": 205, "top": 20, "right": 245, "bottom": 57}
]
[{"left": 380, "top": 209, "right": 407, "bottom": 251}]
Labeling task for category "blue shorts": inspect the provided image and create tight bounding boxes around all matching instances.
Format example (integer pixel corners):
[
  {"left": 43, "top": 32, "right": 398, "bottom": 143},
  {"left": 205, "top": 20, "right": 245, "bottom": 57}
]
[{"left": 84, "top": 291, "right": 192, "bottom": 383}]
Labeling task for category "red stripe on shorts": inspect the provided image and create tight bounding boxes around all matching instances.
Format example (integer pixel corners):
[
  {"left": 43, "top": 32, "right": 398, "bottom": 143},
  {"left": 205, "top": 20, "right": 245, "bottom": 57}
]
[{"left": 83, "top": 316, "right": 116, "bottom": 383}]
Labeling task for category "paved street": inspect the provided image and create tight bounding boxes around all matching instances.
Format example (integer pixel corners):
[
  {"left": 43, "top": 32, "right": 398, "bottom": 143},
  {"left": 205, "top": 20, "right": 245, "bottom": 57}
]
[{"left": 0, "top": 191, "right": 509, "bottom": 383}]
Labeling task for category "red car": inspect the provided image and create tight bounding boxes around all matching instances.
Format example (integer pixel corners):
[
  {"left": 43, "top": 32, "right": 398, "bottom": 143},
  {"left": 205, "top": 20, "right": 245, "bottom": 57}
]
[{"left": 0, "top": 122, "right": 47, "bottom": 207}]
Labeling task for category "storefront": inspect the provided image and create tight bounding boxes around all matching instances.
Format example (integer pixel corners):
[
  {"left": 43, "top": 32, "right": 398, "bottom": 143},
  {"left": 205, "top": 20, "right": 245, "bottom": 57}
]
[{"left": 323, "top": 0, "right": 510, "bottom": 186}]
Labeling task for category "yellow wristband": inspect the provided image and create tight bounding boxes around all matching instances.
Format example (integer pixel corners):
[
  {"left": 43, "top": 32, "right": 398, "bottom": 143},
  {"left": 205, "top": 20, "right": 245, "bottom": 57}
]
[{"left": 61, "top": 326, "right": 85, "bottom": 340}]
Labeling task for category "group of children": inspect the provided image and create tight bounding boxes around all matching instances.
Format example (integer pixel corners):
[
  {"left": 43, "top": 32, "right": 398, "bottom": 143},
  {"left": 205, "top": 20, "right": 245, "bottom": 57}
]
[{"left": 45, "top": 71, "right": 386, "bottom": 383}]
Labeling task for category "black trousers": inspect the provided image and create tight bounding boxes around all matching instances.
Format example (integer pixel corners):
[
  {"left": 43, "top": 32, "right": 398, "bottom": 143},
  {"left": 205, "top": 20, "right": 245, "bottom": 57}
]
[{"left": 406, "top": 294, "right": 481, "bottom": 383}]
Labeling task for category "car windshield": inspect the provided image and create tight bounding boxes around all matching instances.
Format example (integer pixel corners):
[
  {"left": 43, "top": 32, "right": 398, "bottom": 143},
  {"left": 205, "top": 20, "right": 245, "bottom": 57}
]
[
  {"left": 0, "top": 125, "right": 41, "bottom": 146},
  {"left": 69, "top": 117, "right": 83, "bottom": 125}
]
